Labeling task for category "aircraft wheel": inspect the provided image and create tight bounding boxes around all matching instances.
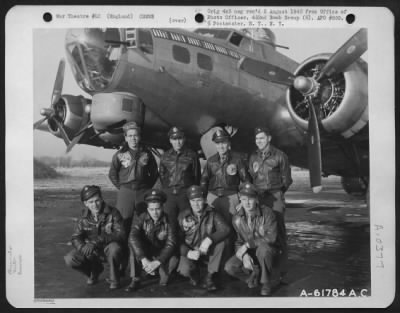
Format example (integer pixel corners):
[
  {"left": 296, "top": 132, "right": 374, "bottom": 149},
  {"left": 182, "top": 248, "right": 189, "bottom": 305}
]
[{"left": 340, "top": 176, "right": 368, "bottom": 199}]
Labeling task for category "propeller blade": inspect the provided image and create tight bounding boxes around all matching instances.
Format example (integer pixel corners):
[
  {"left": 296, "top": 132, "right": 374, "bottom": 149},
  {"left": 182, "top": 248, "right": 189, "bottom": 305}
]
[
  {"left": 307, "top": 103, "right": 323, "bottom": 193},
  {"left": 33, "top": 117, "right": 48, "bottom": 129},
  {"left": 89, "top": 119, "right": 127, "bottom": 140},
  {"left": 66, "top": 123, "right": 93, "bottom": 153},
  {"left": 66, "top": 134, "right": 84, "bottom": 153},
  {"left": 53, "top": 118, "right": 71, "bottom": 146},
  {"left": 51, "top": 59, "right": 66, "bottom": 106},
  {"left": 76, "top": 122, "right": 93, "bottom": 138},
  {"left": 65, "top": 101, "right": 93, "bottom": 153},
  {"left": 108, "top": 119, "right": 127, "bottom": 130},
  {"left": 317, "top": 29, "right": 367, "bottom": 81}
]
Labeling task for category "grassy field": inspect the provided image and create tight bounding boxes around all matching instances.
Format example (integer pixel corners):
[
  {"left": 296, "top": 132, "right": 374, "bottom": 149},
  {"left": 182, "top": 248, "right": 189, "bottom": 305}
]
[
  {"left": 34, "top": 167, "right": 114, "bottom": 190},
  {"left": 34, "top": 166, "right": 343, "bottom": 193}
]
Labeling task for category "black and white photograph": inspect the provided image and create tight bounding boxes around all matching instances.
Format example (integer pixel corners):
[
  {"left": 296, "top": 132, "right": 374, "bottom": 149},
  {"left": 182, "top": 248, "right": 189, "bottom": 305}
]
[{"left": 5, "top": 6, "right": 395, "bottom": 308}]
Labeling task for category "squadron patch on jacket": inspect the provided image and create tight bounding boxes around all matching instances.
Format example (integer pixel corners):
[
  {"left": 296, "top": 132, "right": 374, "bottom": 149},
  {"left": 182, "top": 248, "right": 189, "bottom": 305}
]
[
  {"left": 117, "top": 152, "right": 132, "bottom": 168},
  {"left": 104, "top": 222, "right": 113, "bottom": 234},
  {"left": 104, "top": 214, "right": 113, "bottom": 234},
  {"left": 182, "top": 216, "right": 196, "bottom": 232},
  {"left": 138, "top": 152, "right": 149, "bottom": 166},
  {"left": 226, "top": 164, "right": 237, "bottom": 176},
  {"left": 157, "top": 229, "right": 168, "bottom": 241},
  {"left": 252, "top": 161, "right": 260, "bottom": 173}
]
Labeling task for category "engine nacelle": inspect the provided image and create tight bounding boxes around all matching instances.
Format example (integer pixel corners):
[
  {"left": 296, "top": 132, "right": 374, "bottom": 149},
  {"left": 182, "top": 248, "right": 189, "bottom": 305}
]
[
  {"left": 90, "top": 92, "right": 170, "bottom": 145},
  {"left": 286, "top": 53, "right": 368, "bottom": 138},
  {"left": 48, "top": 95, "right": 89, "bottom": 139},
  {"left": 91, "top": 92, "right": 145, "bottom": 130}
]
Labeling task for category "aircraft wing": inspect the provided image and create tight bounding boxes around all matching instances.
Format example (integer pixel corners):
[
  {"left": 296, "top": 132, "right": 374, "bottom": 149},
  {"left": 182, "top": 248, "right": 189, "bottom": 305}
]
[{"left": 239, "top": 57, "right": 295, "bottom": 86}]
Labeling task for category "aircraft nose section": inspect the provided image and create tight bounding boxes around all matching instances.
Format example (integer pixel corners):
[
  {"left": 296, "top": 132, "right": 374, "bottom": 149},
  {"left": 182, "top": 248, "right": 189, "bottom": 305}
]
[
  {"left": 65, "top": 28, "right": 107, "bottom": 51},
  {"left": 65, "top": 28, "right": 122, "bottom": 92},
  {"left": 65, "top": 28, "right": 86, "bottom": 45}
]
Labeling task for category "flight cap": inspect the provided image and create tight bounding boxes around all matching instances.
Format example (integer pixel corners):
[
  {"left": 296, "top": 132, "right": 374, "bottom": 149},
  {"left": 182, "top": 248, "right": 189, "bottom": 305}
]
[
  {"left": 239, "top": 183, "right": 258, "bottom": 198},
  {"left": 145, "top": 189, "right": 167, "bottom": 204},
  {"left": 80, "top": 185, "right": 102, "bottom": 202},
  {"left": 212, "top": 129, "right": 230, "bottom": 143},
  {"left": 254, "top": 127, "right": 271, "bottom": 136},
  {"left": 168, "top": 126, "right": 185, "bottom": 139},
  {"left": 123, "top": 121, "right": 141, "bottom": 133},
  {"left": 187, "top": 185, "right": 205, "bottom": 200}
]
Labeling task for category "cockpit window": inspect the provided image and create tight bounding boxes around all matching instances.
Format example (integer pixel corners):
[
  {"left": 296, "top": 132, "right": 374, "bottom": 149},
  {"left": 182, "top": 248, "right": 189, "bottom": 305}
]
[
  {"left": 228, "top": 31, "right": 262, "bottom": 56},
  {"left": 65, "top": 28, "right": 122, "bottom": 91},
  {"left": 229, "top": 32, "right": 243, "bottom": 46},
  {"left": 138, "top": 29, "right": 153, "bottom": 54},
  {"left": 194, "top": 29, "right": 232, "bottom": 40}
]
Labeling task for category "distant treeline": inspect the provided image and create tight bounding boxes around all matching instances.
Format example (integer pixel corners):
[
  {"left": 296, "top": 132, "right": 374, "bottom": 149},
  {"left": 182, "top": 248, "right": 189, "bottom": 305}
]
[
  {"left": 34, "top": 159, "right": 61, "bottom": 179},
  {"left": 36, "top": 156, "right": 110, "bottom": 168}
]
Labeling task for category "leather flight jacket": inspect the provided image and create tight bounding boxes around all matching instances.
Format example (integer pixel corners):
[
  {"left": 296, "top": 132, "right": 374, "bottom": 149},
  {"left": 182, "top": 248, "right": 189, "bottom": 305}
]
[
  {"left": 109, "top": 145, "right": 159, "bottom": 190},
  {"left": 178, "top": 205, "right": 231, "bottom": 256},
  {"left": 232, "top": 205, "right": 278, "bottom": 251},
  {"left": 129, "top": 212, "right": 177, "bottom": 264},
  {"left": 159, "top": 147, "right": 201, "bottom": 194},
  {"left": 248, "top": 145, "right": 292, "bottom": 193},
  {"left": 71, "top": 204, "right": 125, "bottom": 253},
  {"left": 200, "top": 151, "right": 251, "bottom": 197}
]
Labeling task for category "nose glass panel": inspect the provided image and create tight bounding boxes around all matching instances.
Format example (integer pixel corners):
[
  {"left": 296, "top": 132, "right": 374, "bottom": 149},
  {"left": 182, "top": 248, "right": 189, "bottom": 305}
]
[{"left": 65, "top": 28, "right": 123, "bottom": 92}]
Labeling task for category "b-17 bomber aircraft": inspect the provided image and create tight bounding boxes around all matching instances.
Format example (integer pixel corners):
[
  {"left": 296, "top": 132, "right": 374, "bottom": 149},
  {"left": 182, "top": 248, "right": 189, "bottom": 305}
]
[{"left": 33, "top": 28, "right": 368, "bottom": 196}]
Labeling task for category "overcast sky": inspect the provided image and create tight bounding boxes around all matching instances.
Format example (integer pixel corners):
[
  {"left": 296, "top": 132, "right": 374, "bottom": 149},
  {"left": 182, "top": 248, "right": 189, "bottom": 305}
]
[{"left": 33, "top": 28, "right": 367, "bottom": 161}]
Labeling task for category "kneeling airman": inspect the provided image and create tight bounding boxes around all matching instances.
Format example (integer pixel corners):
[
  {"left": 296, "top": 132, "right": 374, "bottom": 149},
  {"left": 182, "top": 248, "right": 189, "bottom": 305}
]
[
  {"left": 125, "top": 189, "right": 178, "bottom": 292},
  {"left": 64, "top": 185, "right": 125, "bottom": 290}
]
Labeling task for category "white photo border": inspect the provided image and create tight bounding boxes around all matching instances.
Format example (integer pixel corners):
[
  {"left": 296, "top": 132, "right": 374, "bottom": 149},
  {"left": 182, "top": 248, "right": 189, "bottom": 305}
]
[{"left": 5, "top": 5, "right": 396, "bottom": 308}]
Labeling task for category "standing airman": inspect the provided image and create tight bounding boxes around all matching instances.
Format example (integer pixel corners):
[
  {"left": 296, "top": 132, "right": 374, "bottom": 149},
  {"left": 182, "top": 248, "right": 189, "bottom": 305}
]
[
  {"left": 109, "top": 121, "right": 159, "bottom": 274},
  {"left": 159, "top": 127, "right": 201, "bottom": 232},
  {"left": 200, "top": 128, "right": 251, "bottom": 223}
]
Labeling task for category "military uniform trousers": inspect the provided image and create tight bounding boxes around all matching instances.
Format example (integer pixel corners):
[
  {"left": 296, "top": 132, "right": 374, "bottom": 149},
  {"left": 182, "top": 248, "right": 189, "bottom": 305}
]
[
  {"left": 116, "top": 186, "right": 148, "bottom": 273},
  {"left": 177, "top": 241, "right": 225, "bottom": 277},
  {"left": 116, "top": 186, "right": 147, "bottom": 222},
  {"left": 259, "top": 190, "right": 288, "bottom": 274},
  {"left": 207, "top": 192, "right": 240, "bottom": 223},
  {"left": 129, "top": 246, "right": 179, "bottom": 280},
  {"left": 224, "top": 244, "right": 277, "bottom": 284},
  {"left": 64, "top": 242, "right": 123, "bottom": 284},
  {"left": 207, "top": 192, "right": 239, "bottom": 262},
  {"left": 163, "top": 189, "right": 191, "bottom": 233}
]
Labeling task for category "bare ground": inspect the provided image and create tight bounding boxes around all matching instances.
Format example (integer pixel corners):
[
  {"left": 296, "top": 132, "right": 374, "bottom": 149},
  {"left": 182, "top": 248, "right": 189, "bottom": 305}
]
[{"left": 34, "top": 169, "right": 370, "bottom": 299}]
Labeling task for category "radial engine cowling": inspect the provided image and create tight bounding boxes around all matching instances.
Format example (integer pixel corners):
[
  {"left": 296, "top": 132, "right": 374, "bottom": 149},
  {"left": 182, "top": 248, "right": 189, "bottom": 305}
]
[
  {"left": 48, "top": 95, "right": 89, "bottom": 139},
  {"left": 88, "top": 92, "right": 145, "bottom": 144},
  {"left": 286, "top": 53, "right": 368, "bottom": 138},
  {"left": 91, "top": 92, "right": 144, "bottom": 130}
]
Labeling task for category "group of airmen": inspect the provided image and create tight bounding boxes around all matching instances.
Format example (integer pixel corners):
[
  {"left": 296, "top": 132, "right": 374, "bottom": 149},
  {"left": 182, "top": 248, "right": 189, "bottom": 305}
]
[{"left": 64, "top": 121, "right": 292, "bottom": 296}]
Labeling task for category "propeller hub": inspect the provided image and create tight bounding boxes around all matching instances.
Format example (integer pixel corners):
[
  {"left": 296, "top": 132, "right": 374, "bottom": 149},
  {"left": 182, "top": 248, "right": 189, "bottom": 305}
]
[
  {"left": 40, "top": 108, "right": 54, "bottom": 117},
  {"left": 293, "top": 76, "right": 317, "bottom": 95}
]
